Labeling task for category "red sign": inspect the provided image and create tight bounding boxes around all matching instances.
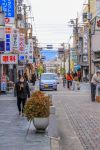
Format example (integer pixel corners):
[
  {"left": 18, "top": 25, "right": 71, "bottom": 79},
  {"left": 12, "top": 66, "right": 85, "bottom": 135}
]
[
  {"left": 97, "top": 20, "right": 100, "bottom": 28},
  {"left": 0, "top": 54, "right": 18, "bottom": 64},
  {"left": 95, "top": 17, "right": 100, "bottom": 30},
  {"left": 19, "top": 34, "right": 25, "bottom": 51},
  {"left": 4, "top": 18, "right": 10, "bottom": 24},
  {"left": 5, "top": 27, "right": 12, "bottom": 33}
]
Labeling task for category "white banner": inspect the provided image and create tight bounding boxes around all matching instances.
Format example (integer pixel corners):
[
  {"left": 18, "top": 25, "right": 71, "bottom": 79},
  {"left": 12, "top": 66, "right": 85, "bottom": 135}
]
[
  {"left": 28, "top": 39, "right": 33, "bottom": 63},
  {"left": 12, "top": 28, "right": 19, "bottom": 50},
  {"left": 0, "top": 54, "right": 18, "bottom": 64},
  {"left": 83, "top": 26, "right": 89, "bottom": 54}
]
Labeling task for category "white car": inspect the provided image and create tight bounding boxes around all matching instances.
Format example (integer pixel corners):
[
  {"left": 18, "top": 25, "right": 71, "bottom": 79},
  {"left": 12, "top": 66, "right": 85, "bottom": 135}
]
[{"left": 39, "top": 73, "right": 58, "bottom": 91}]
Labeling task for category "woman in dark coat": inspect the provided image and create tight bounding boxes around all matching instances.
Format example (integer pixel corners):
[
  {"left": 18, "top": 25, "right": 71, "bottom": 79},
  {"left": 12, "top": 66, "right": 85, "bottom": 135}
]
[
  {"left": 15, "top": 76, "right": 30, "bottom": 116},
  {"left": 32, "top": 73, "right": 36, "bottom": 86}
]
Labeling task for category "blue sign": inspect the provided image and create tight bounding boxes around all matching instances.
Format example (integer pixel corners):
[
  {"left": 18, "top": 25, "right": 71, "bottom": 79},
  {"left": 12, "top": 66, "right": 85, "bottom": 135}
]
[
  {"left": 5, "top": 34, "right": 10, "bottom": 51},
  {"left": 19, "top": 55, "right": 25, "bottom": 61},
  {"left": 0, "top": 0, "right": 15, "bottom": 18},
  {"left": 0, "top": 41, "right": 5, "bottom": 51}
]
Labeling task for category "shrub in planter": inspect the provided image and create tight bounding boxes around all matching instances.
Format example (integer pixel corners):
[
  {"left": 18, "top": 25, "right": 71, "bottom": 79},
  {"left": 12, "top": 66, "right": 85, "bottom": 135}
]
[{"left": 24, "top": 91, "right": 50, "bottom": 121}]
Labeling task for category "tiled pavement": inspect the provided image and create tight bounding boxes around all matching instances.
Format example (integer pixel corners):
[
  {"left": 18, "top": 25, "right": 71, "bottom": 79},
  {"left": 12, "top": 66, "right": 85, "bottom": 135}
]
[
  {"left": 52, "top": 83, "right": 100, "bottom": 150},
  {"left": 0, "top": 96, "right": 51, "bottom": 150}
]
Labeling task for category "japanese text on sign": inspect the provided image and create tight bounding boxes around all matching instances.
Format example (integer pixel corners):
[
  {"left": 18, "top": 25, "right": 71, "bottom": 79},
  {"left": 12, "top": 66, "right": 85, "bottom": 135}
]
[
  {"left": 0, "top": 54, "right": 18, "bottom": 64},
  {"left": 1, "top": 0, "right": 15, "bottom": 17}
]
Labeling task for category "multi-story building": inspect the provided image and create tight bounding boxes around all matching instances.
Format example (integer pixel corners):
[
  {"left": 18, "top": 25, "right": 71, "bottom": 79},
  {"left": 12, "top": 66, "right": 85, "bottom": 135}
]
[{"left": 82, "top": 0, "right": 100, "bottom": 76}]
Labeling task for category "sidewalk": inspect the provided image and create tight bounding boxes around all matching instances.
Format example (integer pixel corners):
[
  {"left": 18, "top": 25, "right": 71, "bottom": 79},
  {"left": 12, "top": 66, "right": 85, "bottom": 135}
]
[{"left": 0, "top": 94, "right": 58, "bottom": 150}]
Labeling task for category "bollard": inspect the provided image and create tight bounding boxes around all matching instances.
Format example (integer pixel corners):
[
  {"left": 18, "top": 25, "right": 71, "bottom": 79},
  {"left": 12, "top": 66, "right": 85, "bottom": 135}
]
[
  {"left": 48, "top": 94, "right": 52, "bottom": 101},
  {"left": 50, "top": 106, "right": 56, "bottom": 115}
]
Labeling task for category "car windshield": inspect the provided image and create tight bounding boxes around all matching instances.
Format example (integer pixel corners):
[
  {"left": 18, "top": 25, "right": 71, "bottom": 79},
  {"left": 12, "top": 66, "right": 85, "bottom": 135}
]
[{"left": 41, "top": 74, "right": 57, "bottom": 80}]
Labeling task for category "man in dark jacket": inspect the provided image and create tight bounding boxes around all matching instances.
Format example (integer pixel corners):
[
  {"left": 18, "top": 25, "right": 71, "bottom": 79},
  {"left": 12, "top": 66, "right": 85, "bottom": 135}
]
[{"left": 15, "top": 76, "right": 30, "bottom": 116}]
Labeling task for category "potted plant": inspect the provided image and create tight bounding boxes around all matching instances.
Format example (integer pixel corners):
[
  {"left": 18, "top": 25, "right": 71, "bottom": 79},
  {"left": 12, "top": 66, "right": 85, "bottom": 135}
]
[{"left": 24, "top": 91, "right": 51, "bottom": 132}]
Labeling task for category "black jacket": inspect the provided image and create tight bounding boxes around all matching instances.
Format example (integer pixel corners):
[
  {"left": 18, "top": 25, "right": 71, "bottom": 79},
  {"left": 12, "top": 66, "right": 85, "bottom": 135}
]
[{"left": 15, "top": 81, "right": 30, "bottom": 99}]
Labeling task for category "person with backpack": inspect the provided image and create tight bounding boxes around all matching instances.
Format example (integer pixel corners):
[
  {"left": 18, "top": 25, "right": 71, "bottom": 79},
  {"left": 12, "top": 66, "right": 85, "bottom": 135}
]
[{"left": 15, "top": 76, "right": 30, "bottom": 116}]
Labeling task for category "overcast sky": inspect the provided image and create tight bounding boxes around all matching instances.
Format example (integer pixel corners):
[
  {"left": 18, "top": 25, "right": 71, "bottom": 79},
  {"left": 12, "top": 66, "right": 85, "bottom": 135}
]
[{"left": 26, "top": 0, "right": 85, "bottom": 47}]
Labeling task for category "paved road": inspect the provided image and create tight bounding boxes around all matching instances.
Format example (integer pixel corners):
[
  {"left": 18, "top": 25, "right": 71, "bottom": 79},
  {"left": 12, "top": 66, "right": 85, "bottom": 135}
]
[{"left": 45, "top": 82, "right": 100, "bottom": 150}]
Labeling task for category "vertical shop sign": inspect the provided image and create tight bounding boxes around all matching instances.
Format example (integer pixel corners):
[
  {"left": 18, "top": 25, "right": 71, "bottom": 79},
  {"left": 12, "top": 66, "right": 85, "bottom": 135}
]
[
  {"left": 0, "top": 0, "right": 15, "bottom": 24},
  {"left": 83, "top": 26, "right": 89, "bottom": 54},
  {"left": 19, "top": 34, "right": 25, "bottom": 52},
  {"left": 28, "top": 39, "right": 33, "bottom": 63},
  {"left": 12, "top": 28, "right": 19, "bottom": 50},
  {"left": 0, "top": 41, "right": 5, "bottom": 52},
  {"left": 17, "top": 0, "right": 23, "bottom": 15},
  {"left": 5, "top": 27, "right": 12, "bottom": 52}
]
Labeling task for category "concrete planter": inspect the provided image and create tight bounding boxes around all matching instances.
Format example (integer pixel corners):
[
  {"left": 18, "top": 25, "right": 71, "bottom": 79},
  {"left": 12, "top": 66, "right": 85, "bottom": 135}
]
[{"left": 33, "top": 117, "right": 49, "bottom": 132}]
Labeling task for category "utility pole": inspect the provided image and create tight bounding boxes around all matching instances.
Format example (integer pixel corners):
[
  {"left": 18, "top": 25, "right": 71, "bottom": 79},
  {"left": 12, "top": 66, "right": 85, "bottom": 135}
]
[
  {"left": 15, "top": 0, "right": 17, "bottom": 28},
  {"left": 62, "top": 43, "right": 66, "bottom": 76},
  {"left": 68, "top": 44, "right": 70, "bottom": 73},
  {"left": 64, "top": 45, "right": 66, "bottom": 75},
  {"left": 23, "top": 4, "right": 27, "bottom": 44},
  {"left": 76, "top": 18, "right": 79, "bottom": 64},
  {"left": 88, "top": 0, "right": 92, "bottom": 81}
]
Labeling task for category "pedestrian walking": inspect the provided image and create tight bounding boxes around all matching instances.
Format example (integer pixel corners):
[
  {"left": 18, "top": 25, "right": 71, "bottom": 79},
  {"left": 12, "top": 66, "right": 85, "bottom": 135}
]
[
  {"left": 15, "top": 76, "right": 30, "bottom": 116},
  {"left": 72, "top": 76, "right": 77, "bottom": 91},
  {"left": 77, "top": 71, "right": 81, "bottom": 82},
  {"left": 66, "top": 72, "right": 73, "bottom": 90},
  {"left": 24, "top": 72, "right": 28, "bottom": 82},
  {"left": 31, "top": 73, "right": 36, "bottom": 86},
  {"left": 91, "top": 70, "right": 100, "bottom": 102},
  {"left": 62, "top": 75, "right": 66, "bottom": 88}
]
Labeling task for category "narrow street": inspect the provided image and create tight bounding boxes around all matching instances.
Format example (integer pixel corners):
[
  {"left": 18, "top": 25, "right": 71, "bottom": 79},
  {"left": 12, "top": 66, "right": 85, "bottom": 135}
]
[
  {"left": 46, "top": 82, "right": 100, "bottom": 150},
  {"left": 1, "top": 82, "right": 100, "bottom": 150}
]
